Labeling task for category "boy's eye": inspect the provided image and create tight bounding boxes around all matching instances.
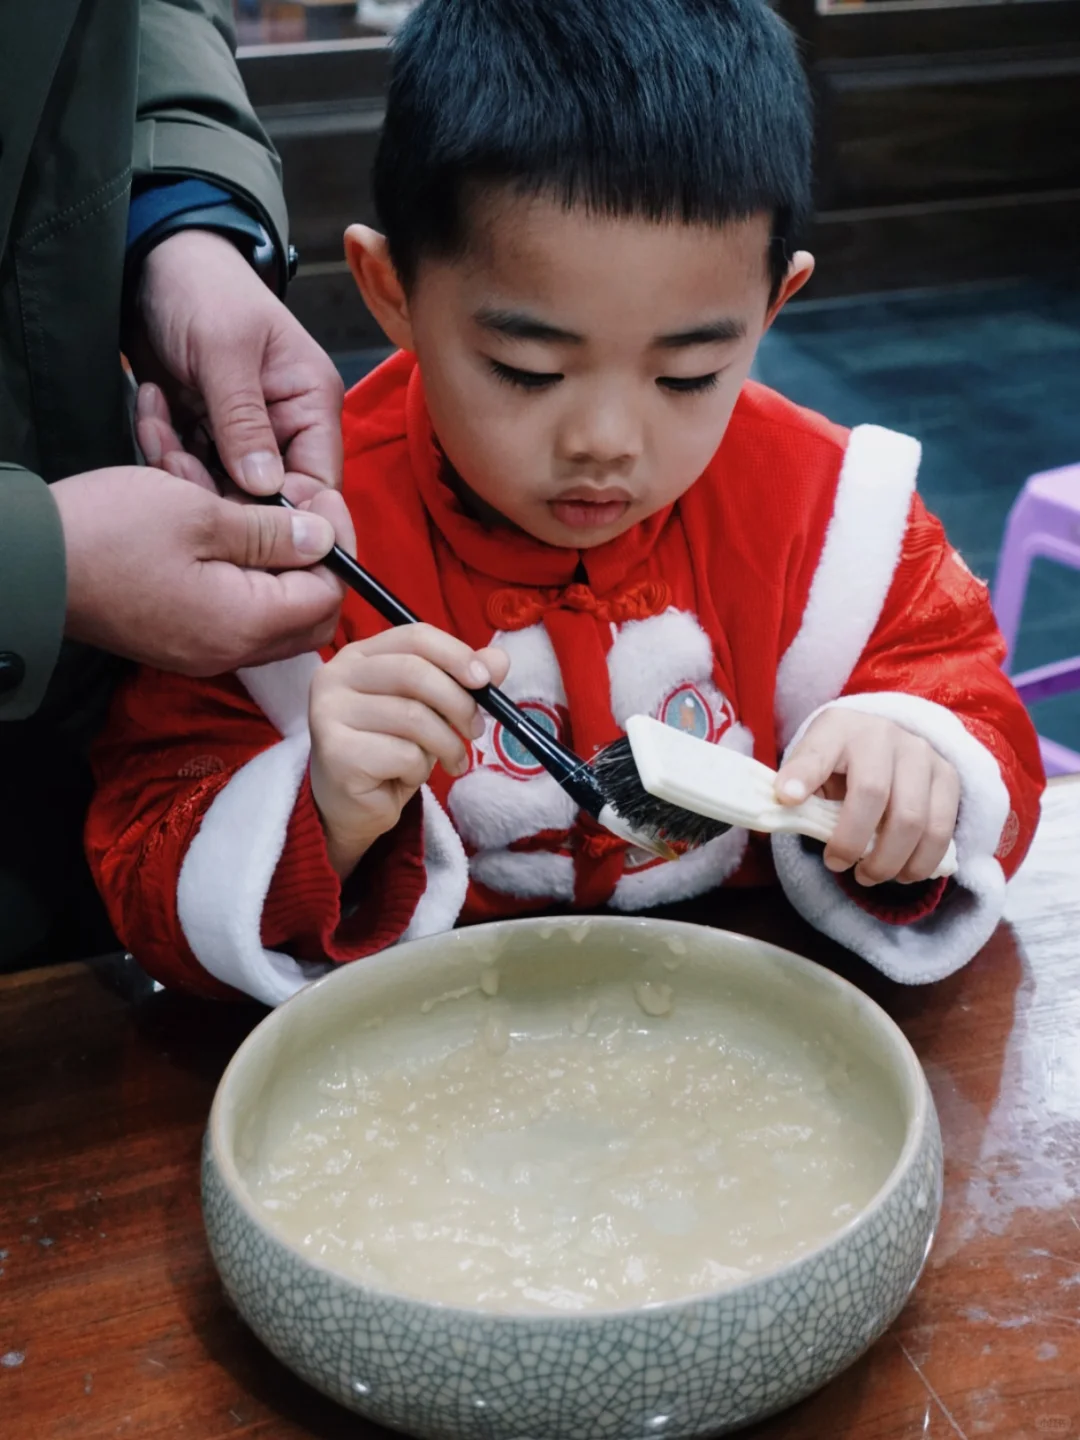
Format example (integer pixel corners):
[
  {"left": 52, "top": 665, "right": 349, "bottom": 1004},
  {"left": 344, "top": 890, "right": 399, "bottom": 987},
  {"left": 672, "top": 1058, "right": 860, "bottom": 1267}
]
[
  {"left": 657, "top": 373, "right": 721, "bottom": 395},
  {"left": 488, "top": 359, "right": 563, "bottom": 391}
]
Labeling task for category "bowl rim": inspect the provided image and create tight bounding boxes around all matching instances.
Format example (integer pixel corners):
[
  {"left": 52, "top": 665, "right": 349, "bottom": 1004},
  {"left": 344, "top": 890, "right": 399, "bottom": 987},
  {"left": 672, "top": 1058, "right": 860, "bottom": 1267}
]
[{"left": 207, "top": 915, "right": 936, "bottom": 1324}]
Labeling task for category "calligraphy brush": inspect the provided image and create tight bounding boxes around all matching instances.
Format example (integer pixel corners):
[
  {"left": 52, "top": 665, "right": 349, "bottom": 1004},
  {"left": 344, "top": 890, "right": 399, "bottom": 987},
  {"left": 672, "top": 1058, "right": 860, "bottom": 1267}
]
[{"left": 259, "top": 489, "right": 734, "bottom": 858}]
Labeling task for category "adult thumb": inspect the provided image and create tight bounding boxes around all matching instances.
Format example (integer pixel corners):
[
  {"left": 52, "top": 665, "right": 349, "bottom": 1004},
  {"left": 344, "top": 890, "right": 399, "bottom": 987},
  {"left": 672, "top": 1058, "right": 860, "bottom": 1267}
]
[
  {"left": 201, "top": 344, "right": 286, "bottom": 496},
  {"left": 205, "top": 495, "right": 335, "bottom": 570}
]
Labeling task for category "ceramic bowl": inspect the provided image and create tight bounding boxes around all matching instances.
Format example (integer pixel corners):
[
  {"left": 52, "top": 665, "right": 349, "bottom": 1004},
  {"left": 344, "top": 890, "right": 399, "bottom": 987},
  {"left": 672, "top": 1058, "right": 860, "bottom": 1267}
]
[{"left": 203, "top": 917, "right": 942, "bottom": 1440}]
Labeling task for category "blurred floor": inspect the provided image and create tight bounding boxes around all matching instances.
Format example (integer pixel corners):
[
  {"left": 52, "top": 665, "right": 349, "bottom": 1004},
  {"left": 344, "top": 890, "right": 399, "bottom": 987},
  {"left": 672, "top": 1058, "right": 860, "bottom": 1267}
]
[{"left": 332, "top": 279, "right": 1080, "bottom": 754}]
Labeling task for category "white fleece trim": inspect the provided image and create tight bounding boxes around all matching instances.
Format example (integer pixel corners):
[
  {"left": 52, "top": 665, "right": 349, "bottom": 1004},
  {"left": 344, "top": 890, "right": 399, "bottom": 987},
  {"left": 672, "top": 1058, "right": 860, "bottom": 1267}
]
[
  {"left": 470, "top": 849, "right": 576, "bottom": 902},
  {"left": 608, "top": 609, "right": 715, "bottom": 726},
  {"left": 775, "top": 426, "right": 920, "bottom": 749},
  {"left": 238, "top": 651, "right": 320, "bottom": 737},
  {"left": 609, "top": 721, "right": 754, "bottom": 910},
  {"left": 772, "top": 692, "right": 1010, "bottom": 984},
  {"left": 177, "top": 653, "right": 323, "bottom": 1004},
  {"left": 449, "top": 767, "right": 578, "bottom": 849},
  {"left": 176, "top": 656, "right": 468, "bottom": 1004},
  {"left": 609, "top": 829, "right": 749, "bottom": 911},
  {"left": 400, "top": 787, "right": 470, "bottom": 941},
  {"left": 492, "top": 623, "right": 567, "bottom": 705},
  {"left": 177, "top": 731, "right": 327, "bottom": 1007}
]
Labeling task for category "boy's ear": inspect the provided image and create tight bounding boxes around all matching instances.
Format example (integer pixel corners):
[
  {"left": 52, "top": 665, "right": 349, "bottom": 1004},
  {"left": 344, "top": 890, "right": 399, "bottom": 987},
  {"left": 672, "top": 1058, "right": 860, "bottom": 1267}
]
[
  {"left": 765, "top": 250, "right": 815, "bottom": 328},
  {"left": 344, "top": 225, "right": 415, "bottom": 350}
]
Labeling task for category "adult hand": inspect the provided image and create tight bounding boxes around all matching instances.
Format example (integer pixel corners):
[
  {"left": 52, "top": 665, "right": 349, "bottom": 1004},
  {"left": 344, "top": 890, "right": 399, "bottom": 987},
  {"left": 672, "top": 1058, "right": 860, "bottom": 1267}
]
[
  {"left": 134, "top": 380, "right": 356, "bottom": 557},
  {"left": 51, "top": 467, "right": 346, "bottom": 675},
  {"left": 129, "top": 228, "right": 344, "bottom": 500}
]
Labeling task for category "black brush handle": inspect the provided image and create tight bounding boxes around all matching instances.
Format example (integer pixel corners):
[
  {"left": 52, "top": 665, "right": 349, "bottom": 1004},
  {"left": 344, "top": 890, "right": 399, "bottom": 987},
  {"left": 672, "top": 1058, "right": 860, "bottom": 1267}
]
[{"left": 270, "top": 493, "right": 608, "bottom": 818}]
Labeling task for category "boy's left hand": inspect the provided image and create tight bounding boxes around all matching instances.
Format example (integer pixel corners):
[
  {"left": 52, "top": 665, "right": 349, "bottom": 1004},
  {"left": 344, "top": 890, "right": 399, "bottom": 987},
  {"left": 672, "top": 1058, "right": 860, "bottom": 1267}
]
[{"left": 775, "top": 710, "right": 960, "bottom": 886}]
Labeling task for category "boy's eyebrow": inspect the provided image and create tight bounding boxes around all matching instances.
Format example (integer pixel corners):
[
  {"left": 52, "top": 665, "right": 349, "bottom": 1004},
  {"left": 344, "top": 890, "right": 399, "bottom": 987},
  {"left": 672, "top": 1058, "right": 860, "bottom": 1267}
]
[
  {"left": 473, "top": 310, "right": 747, "bottom": 348},
  {"left": 655, "top": 318, "right": 747, "bottom": 348},
  {"left": 474, "top": 308, "right": 584, "bottom": 344}
]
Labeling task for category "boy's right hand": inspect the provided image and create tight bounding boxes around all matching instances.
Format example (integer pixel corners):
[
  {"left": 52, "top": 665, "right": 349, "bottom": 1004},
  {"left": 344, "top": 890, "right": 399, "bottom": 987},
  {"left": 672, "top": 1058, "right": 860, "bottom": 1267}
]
[{"left": 309, "top": 625, "right": 509, "bottom": 878}]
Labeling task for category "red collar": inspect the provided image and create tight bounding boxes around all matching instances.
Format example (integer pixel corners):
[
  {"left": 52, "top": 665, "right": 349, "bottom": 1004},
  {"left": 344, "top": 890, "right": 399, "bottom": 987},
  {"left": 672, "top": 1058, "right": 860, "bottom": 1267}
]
[{"left": 405, "top": 361, "right": 674, "bottom": 593}]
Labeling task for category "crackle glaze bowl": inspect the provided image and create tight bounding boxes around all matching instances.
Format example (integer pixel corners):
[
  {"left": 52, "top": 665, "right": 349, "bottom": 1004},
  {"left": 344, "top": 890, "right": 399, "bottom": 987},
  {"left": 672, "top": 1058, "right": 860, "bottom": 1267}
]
[{"left": 203, "top": 916, "right": 942, "bottom": 1440}]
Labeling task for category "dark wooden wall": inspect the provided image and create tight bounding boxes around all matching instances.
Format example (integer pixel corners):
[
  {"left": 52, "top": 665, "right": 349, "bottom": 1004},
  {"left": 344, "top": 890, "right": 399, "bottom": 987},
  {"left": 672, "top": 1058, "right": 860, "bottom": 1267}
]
[
  {"left": 777, "top": 0, "right": 1080, "bottom": 296},
  {"left": 239, "top": 39, "right": 391, "bottom": 352},
  {"left": 237, "top": 2, "right": 1080, "bottom": 352}
]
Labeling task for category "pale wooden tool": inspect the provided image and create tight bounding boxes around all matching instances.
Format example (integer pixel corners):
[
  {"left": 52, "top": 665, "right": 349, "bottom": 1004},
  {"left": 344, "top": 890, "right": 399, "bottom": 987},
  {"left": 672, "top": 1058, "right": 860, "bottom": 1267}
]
[{"left": 625, "top": 715, "right": 958, "bottom": 879}]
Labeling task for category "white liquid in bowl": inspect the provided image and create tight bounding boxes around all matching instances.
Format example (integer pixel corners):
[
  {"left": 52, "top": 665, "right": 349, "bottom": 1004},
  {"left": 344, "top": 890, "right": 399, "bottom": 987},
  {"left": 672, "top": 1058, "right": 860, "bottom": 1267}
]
[{"left": 248, "top": 975, "right": 899, "bottom": 1315}]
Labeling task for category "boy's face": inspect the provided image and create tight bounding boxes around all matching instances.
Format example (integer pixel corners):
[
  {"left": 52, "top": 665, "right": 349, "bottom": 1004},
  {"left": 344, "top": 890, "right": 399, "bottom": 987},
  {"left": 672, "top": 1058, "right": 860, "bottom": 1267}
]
[{"left": 349, "top": 196, "right": 811, "bottom": 549}]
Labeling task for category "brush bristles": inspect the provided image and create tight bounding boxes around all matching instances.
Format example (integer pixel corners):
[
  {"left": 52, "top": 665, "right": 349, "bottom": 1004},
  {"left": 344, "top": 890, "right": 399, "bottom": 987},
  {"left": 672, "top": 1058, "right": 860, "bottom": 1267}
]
[{"left": 591, "top": 735, "right": 731, "bottom": 851}]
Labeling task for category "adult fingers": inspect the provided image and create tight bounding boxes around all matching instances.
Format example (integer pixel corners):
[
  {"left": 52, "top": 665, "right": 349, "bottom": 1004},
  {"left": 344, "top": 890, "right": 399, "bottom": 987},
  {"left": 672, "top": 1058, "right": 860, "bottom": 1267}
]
[
  {"left": 199, "top": 494, "right": 335, "bottom": 570},
  {"left": 161, "top": 448, "right": 219, "bottom": 490},
  {"left": 197, "top": 334, "right": 285, "bottom": 496},
  {"left": 134, "top": 383, "right": 175, "bottom": 465},
  {"left": 298, "top": 484, "right": 357, "bottom": 558},
  {"left": 187, "top": 503, "right": 343, "bottom": 670},
  {"left": 274, "top": 340, "right": 345, "bottom": 491},
  {"left": 136, "top": 385, "right": 219, "bottom": 494}
]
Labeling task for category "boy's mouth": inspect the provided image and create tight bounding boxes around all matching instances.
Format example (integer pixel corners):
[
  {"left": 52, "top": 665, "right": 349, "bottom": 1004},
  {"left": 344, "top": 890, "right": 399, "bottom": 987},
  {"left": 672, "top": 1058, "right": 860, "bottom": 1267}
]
[{"left": 549, "top": 485, "right": 632, "bottom": 531}]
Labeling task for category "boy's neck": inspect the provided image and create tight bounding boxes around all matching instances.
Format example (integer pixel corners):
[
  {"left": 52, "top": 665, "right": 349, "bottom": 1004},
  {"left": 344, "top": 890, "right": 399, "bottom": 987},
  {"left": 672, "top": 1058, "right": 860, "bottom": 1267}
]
[{"left": 439, "top": 452, "right": 520, "bottom": 536}]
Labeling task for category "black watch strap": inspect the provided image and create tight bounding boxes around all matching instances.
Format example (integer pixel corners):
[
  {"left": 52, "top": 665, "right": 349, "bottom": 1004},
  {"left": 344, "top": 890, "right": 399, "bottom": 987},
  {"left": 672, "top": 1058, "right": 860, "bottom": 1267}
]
[{"left": 124, "top": 202, "right": 299, "bottom": 304}]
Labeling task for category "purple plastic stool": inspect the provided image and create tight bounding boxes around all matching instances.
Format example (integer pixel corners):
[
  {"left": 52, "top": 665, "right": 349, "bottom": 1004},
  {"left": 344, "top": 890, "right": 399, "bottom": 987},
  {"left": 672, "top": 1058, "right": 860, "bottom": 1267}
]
[{"left": 993, "top": 462, "right": 1080, "bottom": 776}]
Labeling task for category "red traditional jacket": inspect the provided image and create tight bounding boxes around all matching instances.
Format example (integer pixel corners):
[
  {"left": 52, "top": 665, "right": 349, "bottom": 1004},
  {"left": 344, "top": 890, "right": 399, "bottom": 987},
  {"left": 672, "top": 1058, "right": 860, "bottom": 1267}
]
[{"left": 86, "top": 352, "right": 1044, "bottom": 1003}]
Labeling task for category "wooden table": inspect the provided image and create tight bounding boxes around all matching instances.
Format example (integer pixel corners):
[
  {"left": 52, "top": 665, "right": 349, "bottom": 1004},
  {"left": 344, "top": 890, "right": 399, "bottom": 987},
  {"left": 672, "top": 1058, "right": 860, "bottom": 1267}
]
[{"left": 2, "top": 782, "right": 1078, "bottom": 1440}]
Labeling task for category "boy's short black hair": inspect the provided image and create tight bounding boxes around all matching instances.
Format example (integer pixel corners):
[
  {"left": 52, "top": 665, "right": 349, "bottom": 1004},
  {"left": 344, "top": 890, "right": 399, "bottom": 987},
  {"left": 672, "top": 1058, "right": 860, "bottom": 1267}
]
[{"left": 373, "top": 0, "right": 813, "bottom": 302}]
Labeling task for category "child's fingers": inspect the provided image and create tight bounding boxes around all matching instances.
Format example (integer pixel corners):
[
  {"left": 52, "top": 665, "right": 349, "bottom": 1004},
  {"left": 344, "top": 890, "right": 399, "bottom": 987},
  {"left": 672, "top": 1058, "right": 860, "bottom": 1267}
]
[
  {"left": 474, "top": 644, "right": 511, "bottom": 689},
  {"left": 317, "top": 646, "right": 483, "bottom": 747},
  {"left": 853, "top": 739, "right": 932, "bottom": 885},
  {"left": 775, "top": 716, "right": 847, "bottom": 807},
  {"left": 353, "top": 624, "right": 496, "bottom": 690},
  {"left": 898, "top": 763, "right": 961, "bottom": 883},
  {"left": 332, "top": 729, "right": 435, "bottom": 796},
  {"left": 823, "top": 743, "right": 893, "bottom": 875},
  {"left": 340, "top": 692, "right": 471, "bottom": 778}
]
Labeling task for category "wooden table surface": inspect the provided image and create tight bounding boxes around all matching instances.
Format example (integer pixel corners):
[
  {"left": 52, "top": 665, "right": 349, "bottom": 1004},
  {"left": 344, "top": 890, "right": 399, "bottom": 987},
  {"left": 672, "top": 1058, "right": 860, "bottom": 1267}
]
[{"left": 2, "top": 781, "right": 1078, "bottom": 1440}]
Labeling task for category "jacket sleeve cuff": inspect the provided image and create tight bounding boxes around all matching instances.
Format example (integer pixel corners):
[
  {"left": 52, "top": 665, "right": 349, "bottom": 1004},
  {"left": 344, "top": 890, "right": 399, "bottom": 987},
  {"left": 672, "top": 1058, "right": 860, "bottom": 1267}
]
[
  {"left": 176, "top": 732, "right": 471, "bottom": 1006},
  {"left": 133, "top": 0, "right": 288, "bottom": 256},
  {"left": 260, "top": 781, "right": 430, "bottom": 964},
  {"left": 0, "top": 468, "right": 66, "bottom": 720},
  {"left": 131, "top": 116, "right": 288, "bottom": 264},
  {"left": 772, "top": 692, "right": 1011, "bottom": 984},
  {"left": 836, "top": 867, "right": 950, "bottom": 925}
]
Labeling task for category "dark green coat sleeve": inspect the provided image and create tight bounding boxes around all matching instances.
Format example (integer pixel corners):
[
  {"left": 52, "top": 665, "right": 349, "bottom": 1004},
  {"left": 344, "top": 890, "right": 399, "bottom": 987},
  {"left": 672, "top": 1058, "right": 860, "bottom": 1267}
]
[
  {"left": 0, "top": 466, "right": 66, "bottom": 721},
  {"left": 133, "top": 0, "right": 289, "bottom": 255}
]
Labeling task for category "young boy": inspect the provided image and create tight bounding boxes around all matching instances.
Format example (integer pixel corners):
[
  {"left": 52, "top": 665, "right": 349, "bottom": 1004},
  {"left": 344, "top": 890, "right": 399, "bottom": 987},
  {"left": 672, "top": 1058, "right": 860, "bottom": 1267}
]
[{"left": 87, "top": 0, "right": 1043, "bottom": 1005}]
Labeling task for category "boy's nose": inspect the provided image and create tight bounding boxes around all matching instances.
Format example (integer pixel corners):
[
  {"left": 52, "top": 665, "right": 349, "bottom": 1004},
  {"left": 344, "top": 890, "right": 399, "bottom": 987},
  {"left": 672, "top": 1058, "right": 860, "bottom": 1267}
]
[{"left": 558, "top": 393, "right": 644, "bottom": 468}]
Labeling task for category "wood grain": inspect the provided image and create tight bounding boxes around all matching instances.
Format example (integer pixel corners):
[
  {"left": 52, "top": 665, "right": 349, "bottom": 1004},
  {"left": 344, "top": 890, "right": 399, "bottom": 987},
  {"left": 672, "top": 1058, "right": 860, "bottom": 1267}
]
[{"left": 1, "top": 782, "right": 1078, "bottom": 1439}]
